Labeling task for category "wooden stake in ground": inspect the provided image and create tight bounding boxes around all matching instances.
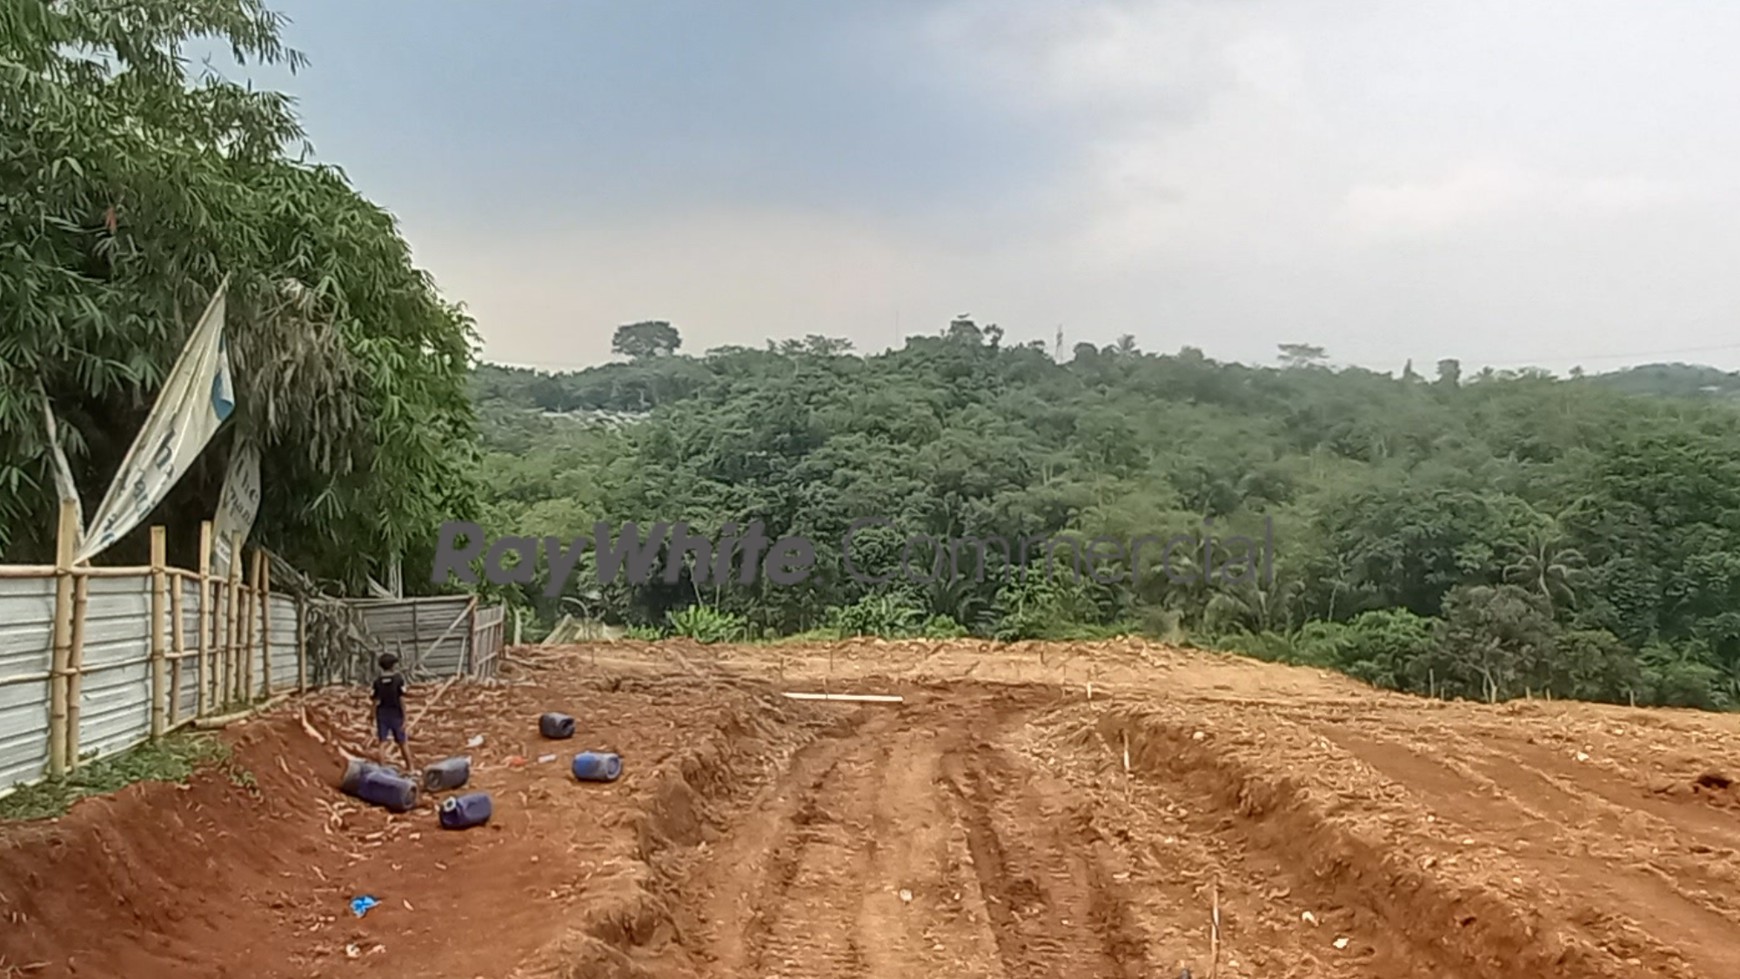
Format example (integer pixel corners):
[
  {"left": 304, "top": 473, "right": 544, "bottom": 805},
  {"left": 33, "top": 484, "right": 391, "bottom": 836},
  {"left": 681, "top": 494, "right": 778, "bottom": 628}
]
[
  {"left": 1121, "top": 728, "right": 1133, "bottom": 803},
  {"left": 1210, "top": 879, "right": 1221, "bottom": 979}
]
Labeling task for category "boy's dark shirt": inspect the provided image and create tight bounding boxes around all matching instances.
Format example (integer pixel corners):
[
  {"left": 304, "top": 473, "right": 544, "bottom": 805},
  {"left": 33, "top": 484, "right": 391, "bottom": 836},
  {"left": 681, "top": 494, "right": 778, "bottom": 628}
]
[{"left": 373, "top": 674, "right": 405, "bottom": 716}]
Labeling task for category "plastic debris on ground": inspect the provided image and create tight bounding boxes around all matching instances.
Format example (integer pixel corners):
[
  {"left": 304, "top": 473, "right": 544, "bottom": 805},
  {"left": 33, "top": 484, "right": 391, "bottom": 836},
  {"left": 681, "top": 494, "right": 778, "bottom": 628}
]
[{"left": 350, "top": 895, "right": 380, "bottom": 918}]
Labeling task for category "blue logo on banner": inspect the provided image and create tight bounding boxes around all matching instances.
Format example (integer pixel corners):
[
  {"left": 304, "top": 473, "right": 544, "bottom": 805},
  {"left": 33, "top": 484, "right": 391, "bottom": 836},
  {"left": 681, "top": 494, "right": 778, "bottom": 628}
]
[{"left": 211, "top": 337, "right": 235, "bottom": 421}]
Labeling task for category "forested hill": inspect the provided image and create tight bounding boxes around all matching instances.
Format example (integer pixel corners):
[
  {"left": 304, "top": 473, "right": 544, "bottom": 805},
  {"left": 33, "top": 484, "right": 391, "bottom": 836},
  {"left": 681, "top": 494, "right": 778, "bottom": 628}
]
[{"left": 473, "top": 321, "right": 1740, "bottom": 711}]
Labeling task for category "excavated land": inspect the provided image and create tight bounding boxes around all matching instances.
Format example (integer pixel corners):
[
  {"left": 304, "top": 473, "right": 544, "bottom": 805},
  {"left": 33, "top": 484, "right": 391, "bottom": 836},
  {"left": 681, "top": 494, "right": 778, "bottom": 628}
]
[{"left": 4, "top": 638, "right": 1740, "bottom": 978}]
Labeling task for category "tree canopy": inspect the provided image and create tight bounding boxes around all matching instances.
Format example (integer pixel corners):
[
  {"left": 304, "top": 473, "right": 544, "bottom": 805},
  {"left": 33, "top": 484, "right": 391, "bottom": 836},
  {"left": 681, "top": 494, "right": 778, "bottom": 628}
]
[
  {"left": 610, "top": 321, "right": 682, "bottom": 361},
  {"left": 0, "top": 0, "right": 480, "bottom": 585},
  {"left": 475, "top": 322, "right": 1740, "bottom": 711}
]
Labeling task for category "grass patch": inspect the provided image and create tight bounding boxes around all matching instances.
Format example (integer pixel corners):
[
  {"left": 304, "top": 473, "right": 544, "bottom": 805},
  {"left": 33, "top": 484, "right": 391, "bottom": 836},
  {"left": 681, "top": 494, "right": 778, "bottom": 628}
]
[{"left": 0, "top": 733, "right": 233, "bottom": 823}]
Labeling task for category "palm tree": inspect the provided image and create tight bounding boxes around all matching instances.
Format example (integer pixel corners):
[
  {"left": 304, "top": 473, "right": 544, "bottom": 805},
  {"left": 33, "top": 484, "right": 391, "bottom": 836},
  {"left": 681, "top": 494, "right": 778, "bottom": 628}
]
[
  {"left": 1204, "top": 574, "right": 1303, "bottom": 634},
  {"left": 1503, "top": 515, "right": 1587, "bottom": 611}
]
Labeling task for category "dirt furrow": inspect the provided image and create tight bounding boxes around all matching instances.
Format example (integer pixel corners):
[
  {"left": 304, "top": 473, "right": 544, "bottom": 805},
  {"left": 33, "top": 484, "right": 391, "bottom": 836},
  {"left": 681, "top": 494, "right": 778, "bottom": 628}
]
[
  {"left": 942, "top": 737, "right": 1147, "bottom": 978},
  {"left": 852, "top": 724, "right": 1002, "bottom": 978},
  {"left": 1319, "top": 721, "right": 1740, "bottom": 977}
]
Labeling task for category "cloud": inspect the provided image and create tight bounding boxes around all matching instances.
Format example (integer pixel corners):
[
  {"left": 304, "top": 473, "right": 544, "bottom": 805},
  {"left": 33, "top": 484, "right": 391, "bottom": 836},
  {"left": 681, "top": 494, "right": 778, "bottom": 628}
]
[
  {"left": 1342, "top": 166, "right": 1702, "bottom": 239},
  {"left": 920, "top": 1, "right": 1209, "bottom": 107},
  {"left": 271, "top": 0, "right": 1740, "bottom": 374}
]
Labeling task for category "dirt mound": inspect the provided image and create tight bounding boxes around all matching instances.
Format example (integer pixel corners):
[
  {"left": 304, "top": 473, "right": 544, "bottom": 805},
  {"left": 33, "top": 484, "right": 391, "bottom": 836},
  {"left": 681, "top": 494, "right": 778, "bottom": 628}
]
[
  {"left": 0, "top": 668, "right": 826, "bottom": 979},
  {"left": 1061, "top": 704, "right": 1616, "bottom": 978},
  {"left": 0, "top": 715, "right": 345, "bottom": 975}
]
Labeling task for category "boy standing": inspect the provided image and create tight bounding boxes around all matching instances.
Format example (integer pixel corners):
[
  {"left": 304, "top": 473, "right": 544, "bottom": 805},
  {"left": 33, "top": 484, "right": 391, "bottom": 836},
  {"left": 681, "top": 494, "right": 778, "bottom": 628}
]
[{"left": 371, "top": 653, "right": 414, "bottom": 770}]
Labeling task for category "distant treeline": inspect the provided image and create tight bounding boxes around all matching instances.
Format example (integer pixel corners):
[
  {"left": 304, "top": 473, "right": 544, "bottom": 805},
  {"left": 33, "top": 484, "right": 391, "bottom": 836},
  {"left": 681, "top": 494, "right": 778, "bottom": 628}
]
[{"left": 471, "top": 321, "right": 1740, "bottom": 711}]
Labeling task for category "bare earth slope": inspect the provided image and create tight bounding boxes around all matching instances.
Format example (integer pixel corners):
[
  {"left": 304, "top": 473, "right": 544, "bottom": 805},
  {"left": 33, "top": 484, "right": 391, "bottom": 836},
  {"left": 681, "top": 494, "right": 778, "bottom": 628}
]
[{"left": 3, "top": 638, "right": 1739, "bottom": 977}]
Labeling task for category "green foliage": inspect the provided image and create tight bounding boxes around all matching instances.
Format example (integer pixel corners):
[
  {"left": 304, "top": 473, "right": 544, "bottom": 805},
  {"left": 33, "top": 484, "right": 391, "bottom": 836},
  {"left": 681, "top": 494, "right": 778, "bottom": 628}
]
[
  {"left": 666, "top": 604, "right": 747, "bottom": 644},
  {"left": 991, "top": 574, "right": 1107, "bottom": 641},
  {"left": 0, "top": 733, "right": 230, "bottom": 822},
  {"left": 611, "top": 321, "right": 682, "bottom": 361},
  {"left": 472, "top": 317, "right": 1740, "bottom": 711},
  {"left": 0, "top": 0, "right": 479, "bottom": 586},
  {"left": 918, "top": 614, "right": 970, "bottom": 639},
  {"left": 827, "top": 593, "right": 925, "bottom": 637}
]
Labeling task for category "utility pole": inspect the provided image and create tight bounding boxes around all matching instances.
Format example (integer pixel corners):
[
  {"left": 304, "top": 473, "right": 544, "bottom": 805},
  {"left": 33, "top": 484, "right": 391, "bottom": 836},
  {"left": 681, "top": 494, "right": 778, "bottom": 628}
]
[{"left": 1054, "top": 324, "right": 1064, "bottom": 361}]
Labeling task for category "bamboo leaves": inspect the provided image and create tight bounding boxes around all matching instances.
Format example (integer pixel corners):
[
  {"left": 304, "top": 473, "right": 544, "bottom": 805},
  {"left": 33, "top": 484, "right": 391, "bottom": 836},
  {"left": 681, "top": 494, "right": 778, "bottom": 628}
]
[{"left": 0, "top": 0, "right": 481, "bottom": 586}]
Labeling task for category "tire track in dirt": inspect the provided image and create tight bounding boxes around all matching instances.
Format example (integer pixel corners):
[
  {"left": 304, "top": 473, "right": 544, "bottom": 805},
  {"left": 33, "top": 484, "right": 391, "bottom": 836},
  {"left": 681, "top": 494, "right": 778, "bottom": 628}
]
[
  {"left": 853, "top": 724, "right": 1003, "bottom": 978},
  {"left": 695, "top": 731, "right": 870, "bottom": 977},
  {"left": 686, "top": 706, "right": 1009, "bottom": 979},
  {"left": 941, "top": 741, "right": 1148, "bottom": 979},
  {"left": 679, "top": 695, "right": 1155, "bottom": 978}
]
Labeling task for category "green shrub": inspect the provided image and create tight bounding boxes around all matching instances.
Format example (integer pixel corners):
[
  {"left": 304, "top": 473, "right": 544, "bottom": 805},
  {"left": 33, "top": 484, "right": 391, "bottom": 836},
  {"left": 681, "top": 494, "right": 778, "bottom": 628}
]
[
  {"left": 666, "top": 605, "right": 748, "bottom": 643},
  {"left": 827, "top": 593, "right": 926, "bottom": 638}
]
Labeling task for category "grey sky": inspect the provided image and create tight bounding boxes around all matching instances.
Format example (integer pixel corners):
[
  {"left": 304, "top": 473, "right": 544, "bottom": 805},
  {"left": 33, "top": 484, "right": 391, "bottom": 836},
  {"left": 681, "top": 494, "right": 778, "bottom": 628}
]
[{"left": 255, "top": 0, "right": 1740, "bottom": 374}]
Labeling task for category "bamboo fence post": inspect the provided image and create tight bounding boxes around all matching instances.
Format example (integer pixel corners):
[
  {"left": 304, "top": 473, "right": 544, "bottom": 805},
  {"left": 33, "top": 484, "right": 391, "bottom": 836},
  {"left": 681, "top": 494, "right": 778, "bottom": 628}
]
[
  {"left": 217, "top": 570, "right": 230, "bottom": 710},
  {"left": 466, "top": 595, "right": 479, "bottom": 677},
  {"left": 296, "top": 594, "right": 308, "bottom": 692},
  {"left": 168, "top": 568, "right": 187, "bottom": 727},
  {"left": 197, "top": 521, "right": 212, "bottom": 716},
  {"left": 47, "top": 500, "right": 76, "bottom": 778},
  {"left": 64, "top": 572, "right": 89, "bottom": 771},
  {"left": 245, "top": 549, "right": 262, "bottom": 702},
  {"left": 236, "top": 549, "right": 249, "bottom": 703},
  {"left": 410, "top": 602, "right": 422, "bottom": 677},
  {"left": 149, "top": 526, "right": 168, "bottom": 738},
  {"left": 226, "top": 534, "right": 243, "bottom": 706},
  {"left": 260, "top": 556, "right": 273, "bottom": 698}
]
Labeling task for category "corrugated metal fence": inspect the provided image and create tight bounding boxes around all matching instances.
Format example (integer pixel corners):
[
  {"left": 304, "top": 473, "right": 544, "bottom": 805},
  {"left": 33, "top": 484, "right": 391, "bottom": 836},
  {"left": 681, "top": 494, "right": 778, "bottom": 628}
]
[
  {"left": 0, "top": 542, "right": 507, "bottom": 799},
  {"left": 336, "top": 596, "right": 508, "bottom": 684}
]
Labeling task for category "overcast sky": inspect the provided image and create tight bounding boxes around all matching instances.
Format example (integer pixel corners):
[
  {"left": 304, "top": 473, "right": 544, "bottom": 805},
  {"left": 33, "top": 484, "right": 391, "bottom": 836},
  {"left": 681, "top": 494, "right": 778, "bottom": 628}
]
[{"left": 251, "top": 0, "right": 1740, "bottom": 374}]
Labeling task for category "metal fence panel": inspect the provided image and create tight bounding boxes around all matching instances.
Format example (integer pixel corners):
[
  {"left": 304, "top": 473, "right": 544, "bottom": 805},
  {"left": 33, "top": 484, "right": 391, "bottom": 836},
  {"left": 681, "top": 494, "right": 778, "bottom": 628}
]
[
  {"left": 268, "top": 595, "right": 299, "bottom": 691},
  {"left": 174, "top": 576, "right": 203, "bottom": 720},
  {"left": 0, "top": 576, "right": 55, "bottom": 795},
  {"left": 0, "top": 566, "right": 490, "bottom": 797},
  {"left": 75, "top": 576, "right": 153, "bottom": 764},
  {"left": 342, "top": 596, "right": 475, "bottom": 681}
]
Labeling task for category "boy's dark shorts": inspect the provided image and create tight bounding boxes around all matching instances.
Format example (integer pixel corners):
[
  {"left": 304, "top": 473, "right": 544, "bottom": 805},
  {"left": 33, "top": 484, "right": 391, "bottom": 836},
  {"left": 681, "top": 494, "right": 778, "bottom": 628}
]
[{"left": 376, "top": 709, "right": 407, "bottom": 744}]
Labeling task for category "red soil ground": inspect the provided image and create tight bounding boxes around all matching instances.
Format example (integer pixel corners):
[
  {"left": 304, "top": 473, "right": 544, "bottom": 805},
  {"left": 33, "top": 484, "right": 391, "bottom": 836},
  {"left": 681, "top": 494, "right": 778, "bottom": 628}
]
[{"left": 2, "top": 639, "right": 1739, "bottom": 978}]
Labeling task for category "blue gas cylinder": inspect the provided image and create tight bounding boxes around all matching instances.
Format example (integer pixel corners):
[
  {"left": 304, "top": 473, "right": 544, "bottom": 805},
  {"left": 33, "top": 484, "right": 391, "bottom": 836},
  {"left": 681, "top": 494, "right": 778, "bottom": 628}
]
[
  {"left": 340, "top": 758, "right": 400, "bottom": 797},
  {"left": 571, "top": 751, "right": 623, "bottom": 782},
  {"left": 438, "top": 792, "right": 493, "bottom": 830},
  {"left": 422, "top": 756, "right": 472, "bottom": 792},
  {"left": 540, "top": 712, "right": 577, "bottom": 739},
  {"left": 354, "top": 768, "right": 419, "bottom": 813}
]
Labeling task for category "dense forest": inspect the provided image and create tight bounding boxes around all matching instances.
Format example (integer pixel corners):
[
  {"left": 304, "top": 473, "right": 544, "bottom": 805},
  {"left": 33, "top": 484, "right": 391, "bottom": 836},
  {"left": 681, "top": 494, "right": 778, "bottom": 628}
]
[{"left": 468, "top": 320, "right": 1740, "bottom": 711}]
